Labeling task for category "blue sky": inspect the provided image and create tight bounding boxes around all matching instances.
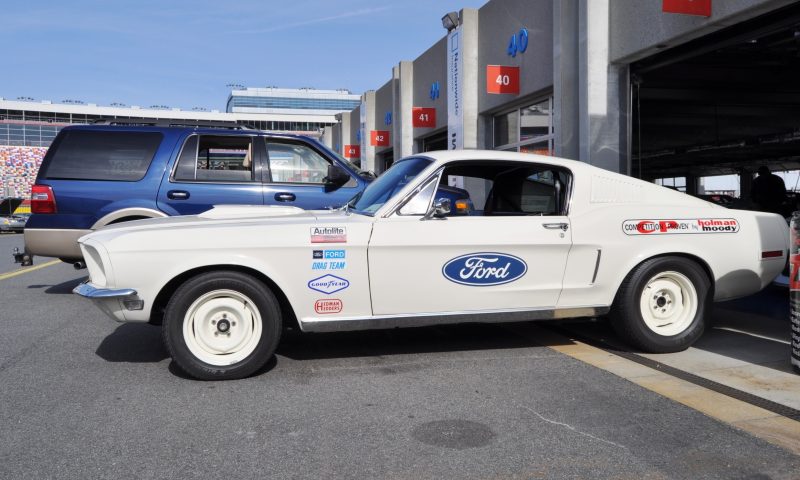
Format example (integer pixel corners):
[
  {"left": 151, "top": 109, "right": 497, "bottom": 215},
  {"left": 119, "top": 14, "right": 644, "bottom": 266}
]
[{"left": 3, "top": 0, "right": 487, "bottom": 111}]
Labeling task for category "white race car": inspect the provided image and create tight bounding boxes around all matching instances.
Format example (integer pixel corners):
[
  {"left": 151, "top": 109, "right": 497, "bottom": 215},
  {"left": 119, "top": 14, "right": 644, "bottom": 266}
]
[{"left": 74, "top": 151, "right": 788, "bottom": 380}]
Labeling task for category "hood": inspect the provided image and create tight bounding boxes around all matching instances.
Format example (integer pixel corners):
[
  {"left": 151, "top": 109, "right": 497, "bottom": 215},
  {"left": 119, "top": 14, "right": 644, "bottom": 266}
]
[
  {"left": 0, "top": 198, "right": 23, "bottom": 216},
  {"left": 84, "top": 205, "right": 361, "bottom": 245}
]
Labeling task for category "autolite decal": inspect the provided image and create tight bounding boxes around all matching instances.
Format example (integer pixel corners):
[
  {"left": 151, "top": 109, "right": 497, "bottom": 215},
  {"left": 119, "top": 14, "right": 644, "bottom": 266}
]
[
  {"left": 314, "top": 299, "right": 343, "bottom": 314},
  {"left": 311, "top": 227, "right": 347, "bottom": 243},
  {"left": 622, "top": 218, "right": 740, "bottom": 235}
]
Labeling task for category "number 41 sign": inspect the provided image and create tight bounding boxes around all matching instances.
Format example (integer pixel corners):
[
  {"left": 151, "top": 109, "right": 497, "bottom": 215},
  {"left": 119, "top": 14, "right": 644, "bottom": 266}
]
[
  {"left": 486, "top": 65, "right": 520, "bottom": 95},
  {"left": 412, "top": 107, "right": 436, "bottom": 128}
]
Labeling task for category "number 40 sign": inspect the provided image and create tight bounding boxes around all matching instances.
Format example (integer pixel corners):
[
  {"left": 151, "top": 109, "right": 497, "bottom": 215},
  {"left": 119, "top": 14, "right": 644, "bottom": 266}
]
[{"left": 486, "top": 65, "right": 520, "bottom": 95}]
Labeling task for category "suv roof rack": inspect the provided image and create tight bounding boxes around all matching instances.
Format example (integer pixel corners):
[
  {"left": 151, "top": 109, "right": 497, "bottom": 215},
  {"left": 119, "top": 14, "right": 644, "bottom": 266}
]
[{"left": 92, "top": 118, "right": 253, "bottom": 130}]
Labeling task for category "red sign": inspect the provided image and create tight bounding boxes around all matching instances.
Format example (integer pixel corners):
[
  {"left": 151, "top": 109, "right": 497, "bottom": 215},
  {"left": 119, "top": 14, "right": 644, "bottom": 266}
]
[
  {"left": 662, "top": 0, "right": 711, "bottom": 17},
  {"left": 343, "top": 144, "right": 360, "bottom": 159},
  {"left": 412, "top": 107, "right": 436, "bottom": 128},
  {"left": 370, "top": 130, "right": 390, "bottom": 147},
  {"left": 486, "top": 65, "right": 520, "bottom": 95},
  {"left": 314, "top": 299, "right": 343, "bottom": 314}
]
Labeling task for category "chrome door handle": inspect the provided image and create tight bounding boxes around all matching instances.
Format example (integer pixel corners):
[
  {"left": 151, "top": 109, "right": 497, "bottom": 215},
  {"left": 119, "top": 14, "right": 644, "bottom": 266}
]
[
  {"left": 543, "top": 222, "right": 569, "bottom": 231},
  {"left": 274, "top": 192, "right": 296, "bottom": 202},
  {"left": 167, "top": 190, "right": 190, "bottom": 200}
]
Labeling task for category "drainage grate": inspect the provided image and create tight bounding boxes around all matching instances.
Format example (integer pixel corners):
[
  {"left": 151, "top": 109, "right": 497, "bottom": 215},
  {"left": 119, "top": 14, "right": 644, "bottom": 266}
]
[{"left": 548, "top": 325, "right": 800, "bottom": 423}]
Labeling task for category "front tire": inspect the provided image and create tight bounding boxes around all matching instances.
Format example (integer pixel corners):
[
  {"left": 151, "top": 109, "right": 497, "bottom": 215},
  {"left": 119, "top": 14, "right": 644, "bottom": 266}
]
[
  {"left": 610, "top": 257, "right": 711, "bottom": 353},
  {"left": 163, "top": 271, "right": 281, "bottom": 380}
]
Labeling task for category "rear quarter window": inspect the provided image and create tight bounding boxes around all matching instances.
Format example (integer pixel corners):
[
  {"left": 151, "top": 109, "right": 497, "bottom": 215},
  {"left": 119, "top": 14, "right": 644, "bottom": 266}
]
[{"left": 40, "top": 130, "right": 163, "bottom": 181}]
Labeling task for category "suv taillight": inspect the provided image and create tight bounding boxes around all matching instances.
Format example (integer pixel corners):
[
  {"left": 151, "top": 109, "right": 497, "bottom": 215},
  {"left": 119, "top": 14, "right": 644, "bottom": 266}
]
[{"left": 31, "top": 184, "right": 57, "bottom": 214}]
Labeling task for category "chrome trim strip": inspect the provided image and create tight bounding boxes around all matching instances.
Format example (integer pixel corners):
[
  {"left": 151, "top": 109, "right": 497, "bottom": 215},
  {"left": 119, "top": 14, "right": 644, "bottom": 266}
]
[
  {"left": 73, "top": 282, "right": 137, "bottom": 299},
  {"left": 591, "top": 249, "right": 602, "bottom": 284},
  {"left": 300, "top": 305, "right": 609, "bottom": 333}
]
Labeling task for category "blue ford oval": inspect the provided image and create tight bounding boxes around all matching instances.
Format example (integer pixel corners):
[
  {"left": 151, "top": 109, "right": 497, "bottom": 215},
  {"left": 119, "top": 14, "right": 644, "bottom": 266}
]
[{"left": 442, "top": 252, "right": 527, "bottom": 286}]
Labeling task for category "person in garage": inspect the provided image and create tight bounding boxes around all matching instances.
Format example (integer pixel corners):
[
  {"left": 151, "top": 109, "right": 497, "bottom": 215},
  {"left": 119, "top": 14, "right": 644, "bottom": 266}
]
[{"left": 751, "top": 166, "right": 787, "bottom": 215}]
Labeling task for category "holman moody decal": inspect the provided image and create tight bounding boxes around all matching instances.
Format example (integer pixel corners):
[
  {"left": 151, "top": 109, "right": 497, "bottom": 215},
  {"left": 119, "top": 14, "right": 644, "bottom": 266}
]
[
  {"left": 442, "top": 252, "right": 527, "bottom": 286},
  {"left": 622, "top": 218, "right": 740, "bottom": 235}
]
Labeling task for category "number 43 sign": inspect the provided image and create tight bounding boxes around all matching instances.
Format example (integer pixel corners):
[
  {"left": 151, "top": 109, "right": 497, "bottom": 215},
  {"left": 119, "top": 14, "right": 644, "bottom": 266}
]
[{"left": 486, "top": 65, "right": 520, "bottom": 95}]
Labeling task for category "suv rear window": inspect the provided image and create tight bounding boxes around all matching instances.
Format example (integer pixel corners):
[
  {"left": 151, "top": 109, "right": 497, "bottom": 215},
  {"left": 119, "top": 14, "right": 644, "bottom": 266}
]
[{"left": 41, "top": 130, "right": 162, "bottom": 181}]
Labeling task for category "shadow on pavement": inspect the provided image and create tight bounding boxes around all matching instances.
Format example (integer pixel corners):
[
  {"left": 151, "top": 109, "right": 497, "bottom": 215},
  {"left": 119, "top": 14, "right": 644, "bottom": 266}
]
[
  {"left": 96, "top": 323, "right": 169, "bottom": 363},
  {"left": 27, "top": 276, "right": 86, "bottom": 294},
  {"left": 276, "top": 322, "right": 573, "bottom": 361}
]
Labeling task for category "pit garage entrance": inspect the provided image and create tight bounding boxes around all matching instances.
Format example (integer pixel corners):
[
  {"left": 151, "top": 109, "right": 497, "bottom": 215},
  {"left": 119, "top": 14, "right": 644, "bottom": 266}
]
[{"left": 631, "top": 3, "right": 800, "bottom": 202}]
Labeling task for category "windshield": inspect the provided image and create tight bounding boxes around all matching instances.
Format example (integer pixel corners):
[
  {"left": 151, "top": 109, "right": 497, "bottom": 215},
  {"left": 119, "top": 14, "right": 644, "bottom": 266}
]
[{"left": 348, "top": 157, "right": 432, "bottom": 215}]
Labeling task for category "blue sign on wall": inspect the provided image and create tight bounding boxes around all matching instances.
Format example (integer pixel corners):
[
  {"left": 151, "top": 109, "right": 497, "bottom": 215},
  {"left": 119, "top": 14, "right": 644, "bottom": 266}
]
[{"left": 430, "top": 81, "right": 441, "bottom": 100}]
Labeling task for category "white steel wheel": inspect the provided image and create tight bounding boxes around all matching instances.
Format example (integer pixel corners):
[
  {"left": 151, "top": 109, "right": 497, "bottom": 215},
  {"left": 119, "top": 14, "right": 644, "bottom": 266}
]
[
  {"left": 638, "top": 271, "right": 698, "bottom": 337},
  {"left": 610, "top": 257, "right": 710, "bottom": 353},
  {"left": 182, "top": 289, "right": 263, "bottom": 366},
  {"left": 163, "top": 270, "right": 282, "bottom": 380}
]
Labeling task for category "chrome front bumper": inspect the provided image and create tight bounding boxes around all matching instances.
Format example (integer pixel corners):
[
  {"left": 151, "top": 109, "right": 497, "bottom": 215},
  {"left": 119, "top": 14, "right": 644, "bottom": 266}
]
[{"left": 73, "top": 282, "right": 137, "bottom": 299}]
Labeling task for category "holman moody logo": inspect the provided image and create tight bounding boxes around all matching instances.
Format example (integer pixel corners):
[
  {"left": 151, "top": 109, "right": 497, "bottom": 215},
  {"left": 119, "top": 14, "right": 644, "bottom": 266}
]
[
  {"left": 442, "top": 252, "right": 527, "bottom": 286},
  {"left": 308, "top": 274, "right": 350, "bottom": 294}
]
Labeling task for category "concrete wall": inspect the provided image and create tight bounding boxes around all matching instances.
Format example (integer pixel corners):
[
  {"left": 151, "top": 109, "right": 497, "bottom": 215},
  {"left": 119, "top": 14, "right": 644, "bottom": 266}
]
[
  {"left": 477, "top": 0, "right": 554, "bottom": 115},
  {"left": 412, "top": 38, "right": 448, "bottom": 148},
  {"left": 373, "top": 79, "right": 394, "bottom": 173},
  {"left": 610, "top": 0, "right": 795, "bottom": 63}
]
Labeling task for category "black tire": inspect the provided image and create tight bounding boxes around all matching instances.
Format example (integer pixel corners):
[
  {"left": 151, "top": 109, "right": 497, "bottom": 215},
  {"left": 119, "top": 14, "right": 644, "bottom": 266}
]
[
  {"left": 610, "top": 256, "right": 711, "bottom": 353},
  {"left": 163, "top": 271, "right": 281, "bottom": 380}
]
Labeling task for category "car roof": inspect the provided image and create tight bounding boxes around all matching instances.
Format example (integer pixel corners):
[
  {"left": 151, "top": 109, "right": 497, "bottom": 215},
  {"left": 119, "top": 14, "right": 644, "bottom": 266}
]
[
  {"left": 60, "top": 124, "right": 312, "bottom": 140},
  {"left": 408, "top": 149, "right": 593, "bottom": 172}
]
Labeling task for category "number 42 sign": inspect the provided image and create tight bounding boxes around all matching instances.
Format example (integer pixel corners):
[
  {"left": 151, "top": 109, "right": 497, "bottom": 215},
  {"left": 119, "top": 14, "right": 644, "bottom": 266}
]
[{"left": 486, "top": 65, "right": 520, "bottom": 95}]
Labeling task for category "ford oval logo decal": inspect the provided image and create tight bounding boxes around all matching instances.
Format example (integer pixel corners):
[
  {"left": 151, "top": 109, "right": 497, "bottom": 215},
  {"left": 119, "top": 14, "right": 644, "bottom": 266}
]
[{"left": 442, "top": 252, "right": 527, "bottom": 286}]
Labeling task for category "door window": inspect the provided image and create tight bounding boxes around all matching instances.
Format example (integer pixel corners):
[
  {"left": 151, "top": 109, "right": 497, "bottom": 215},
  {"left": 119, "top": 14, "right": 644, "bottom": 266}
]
[
  {"left": 266, "top": 141, "right": 330, "bottom": 184},
  {"left": 436, "top": 162, "right": 571, "bottom": 216},
  {"left": 174, "top": 135, "right": 255, "bottom": 182}
]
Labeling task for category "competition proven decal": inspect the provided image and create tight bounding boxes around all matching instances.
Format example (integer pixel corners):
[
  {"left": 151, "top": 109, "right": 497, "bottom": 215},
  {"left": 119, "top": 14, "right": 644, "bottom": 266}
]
[{"left": 622, "top": 218, "right": 740, "bottom": 235}]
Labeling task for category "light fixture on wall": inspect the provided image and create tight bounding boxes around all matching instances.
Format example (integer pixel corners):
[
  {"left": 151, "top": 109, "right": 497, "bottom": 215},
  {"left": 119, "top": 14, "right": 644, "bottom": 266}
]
[{"left": 441, "top": 11, "right": 460, "bottom": 31}]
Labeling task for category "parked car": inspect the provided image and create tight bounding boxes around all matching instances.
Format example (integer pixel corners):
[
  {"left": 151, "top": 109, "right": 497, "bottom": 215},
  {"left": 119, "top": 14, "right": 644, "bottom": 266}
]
[
  {"left": 24, "top": 123, "right": 373, "bottom": 263},
  {"left": 0, "top": 198, "right": 27, "bottom": 233},
  {"left": 74, "top": 150, "right": 788, "bottom": 380}
]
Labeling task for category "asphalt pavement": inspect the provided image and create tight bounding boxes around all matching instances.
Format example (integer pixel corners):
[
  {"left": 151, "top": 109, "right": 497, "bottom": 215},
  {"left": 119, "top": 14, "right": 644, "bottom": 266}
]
[{"left": 1, "top": 233, "right": 799, "bottom": 479}]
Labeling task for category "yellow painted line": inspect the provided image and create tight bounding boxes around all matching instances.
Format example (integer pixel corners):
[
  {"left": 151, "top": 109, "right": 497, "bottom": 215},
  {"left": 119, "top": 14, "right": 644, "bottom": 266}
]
[
  {"left": 506, "top": 324, "right": 800, "bottom": 455},
  {"left": 0, "top": 259, "right": 61, "bottom": 281}
]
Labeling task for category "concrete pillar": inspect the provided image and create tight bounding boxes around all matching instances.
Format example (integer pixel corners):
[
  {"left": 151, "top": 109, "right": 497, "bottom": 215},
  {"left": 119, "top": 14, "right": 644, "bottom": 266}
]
[
  {"left": 361, "top": 90, "right": 376, "bottom": 172},
  {"left": 393, "top": 61, "right": 415, "bottom": 158},
  {"left": 685, "top": 174, "right": 699, "bottom": 195},
  {"left": 576, "top": 0, "right": 629, "bottom": 173},
  {"left": 553, "top": 0, "right": 580, "bottom": 160},
  {"left": 461, "top": 8, "right": 480, "bottom": 149},
  {"left": 321, "top": 127, "right": 333, "bottom": 149}
]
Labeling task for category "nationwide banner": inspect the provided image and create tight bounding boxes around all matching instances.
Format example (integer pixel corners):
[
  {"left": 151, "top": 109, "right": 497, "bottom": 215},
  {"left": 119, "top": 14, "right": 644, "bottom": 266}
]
[
  {"left": 359, "top": 99, "right": 367, "bottom": 166},
  {"left": 447, "top": 25, "right": 463, "bottom": 150}
]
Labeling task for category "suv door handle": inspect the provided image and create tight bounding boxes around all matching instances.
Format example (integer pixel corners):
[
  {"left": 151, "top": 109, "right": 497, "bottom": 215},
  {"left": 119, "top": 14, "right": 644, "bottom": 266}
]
[
  {"left": 543, "top": 222, "right": 569, "bottom": 231},
  {"left": 274, "top": 192, "right": 296, "bottom": 202},
  {"left": 167, "top": 190, "right": 190, "bottom": 200}
]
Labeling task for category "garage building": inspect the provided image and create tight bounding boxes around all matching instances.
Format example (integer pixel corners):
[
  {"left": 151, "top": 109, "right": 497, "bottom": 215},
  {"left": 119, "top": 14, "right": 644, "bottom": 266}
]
[{"left": 329, "top": 0, "right": 800, "bottom": 201}]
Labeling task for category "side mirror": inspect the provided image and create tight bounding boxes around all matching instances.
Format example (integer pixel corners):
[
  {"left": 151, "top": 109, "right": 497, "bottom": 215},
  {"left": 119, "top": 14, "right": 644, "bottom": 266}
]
[
  {"left": 325, "top": 164, "right": 351, "bottom": 186},
  {"left": 423, "top": 198, "right": 451, "bottom": 220}
]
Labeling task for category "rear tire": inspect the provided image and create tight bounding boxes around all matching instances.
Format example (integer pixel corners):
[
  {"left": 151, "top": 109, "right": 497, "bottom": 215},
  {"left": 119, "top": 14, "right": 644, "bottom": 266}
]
[
  {"left": 163, "top": 271, "right": 281, "bottom": 380},
  {"left": 610, "top": 256, "right": 710, "bottom": 353}
]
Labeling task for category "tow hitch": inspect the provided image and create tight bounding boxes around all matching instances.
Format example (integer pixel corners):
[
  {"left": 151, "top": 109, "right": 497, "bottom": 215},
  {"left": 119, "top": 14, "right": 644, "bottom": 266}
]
[{"left": 12, "top": 247, "right": 33, "bottom": 266}]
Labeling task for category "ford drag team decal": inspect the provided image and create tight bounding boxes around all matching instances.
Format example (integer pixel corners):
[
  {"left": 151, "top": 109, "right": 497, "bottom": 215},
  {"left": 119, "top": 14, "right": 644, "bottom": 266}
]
[
  {"left": 442, "top": 252, "right": 527, "bottom": 286},
  {"left": 622, "top": 218, "right": 740, "bottom": 235}
]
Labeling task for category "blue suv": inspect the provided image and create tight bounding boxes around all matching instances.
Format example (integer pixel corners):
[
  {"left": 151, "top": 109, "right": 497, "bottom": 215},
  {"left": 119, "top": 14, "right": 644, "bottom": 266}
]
[{"left": 25, "top": 123, "right": 371, "bottom": 263}]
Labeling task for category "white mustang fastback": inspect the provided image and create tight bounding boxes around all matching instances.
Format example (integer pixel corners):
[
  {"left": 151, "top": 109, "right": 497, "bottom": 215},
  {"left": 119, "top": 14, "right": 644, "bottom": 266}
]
[{"left": 74, "top": 151, "right": 788, "bottom": 380}]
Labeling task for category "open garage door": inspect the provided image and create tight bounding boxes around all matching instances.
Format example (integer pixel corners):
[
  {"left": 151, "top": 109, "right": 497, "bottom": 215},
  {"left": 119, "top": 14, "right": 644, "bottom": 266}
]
[{"left": 631, "top": 3, "right": 800, "bottom": 196}]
